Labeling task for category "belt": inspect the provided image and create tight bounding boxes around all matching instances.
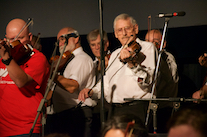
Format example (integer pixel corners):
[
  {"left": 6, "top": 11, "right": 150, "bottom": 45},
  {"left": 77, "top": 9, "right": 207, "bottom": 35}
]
[
  {"left": 112, "top": 101, "right": 142, "bottom": 107},
  {"left": 69, "top": 105, "right": 91, "bottom": 111}
]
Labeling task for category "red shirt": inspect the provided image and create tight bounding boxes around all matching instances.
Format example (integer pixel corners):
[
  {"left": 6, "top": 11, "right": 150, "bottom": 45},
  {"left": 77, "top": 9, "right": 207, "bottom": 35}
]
[{"left": 0, "top": 49, "right": 50, "bottom": 136}]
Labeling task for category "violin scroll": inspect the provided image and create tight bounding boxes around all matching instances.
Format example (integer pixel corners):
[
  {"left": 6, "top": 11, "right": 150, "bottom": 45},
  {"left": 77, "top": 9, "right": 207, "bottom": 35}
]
[
  {"left": 97, "top": 51, "right": 111, "bottom": 71},
  {"left": 124, "top": 120, "right": 135, "bottom": 137},
  {"left": 0, "top": 39, "right": 10, "bottom": 55}
]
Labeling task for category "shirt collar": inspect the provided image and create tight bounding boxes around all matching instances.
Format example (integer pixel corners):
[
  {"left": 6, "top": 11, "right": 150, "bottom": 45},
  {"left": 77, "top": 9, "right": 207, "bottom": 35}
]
[{"left": 72, "top": 47, "right": 83, "bottom": 55}]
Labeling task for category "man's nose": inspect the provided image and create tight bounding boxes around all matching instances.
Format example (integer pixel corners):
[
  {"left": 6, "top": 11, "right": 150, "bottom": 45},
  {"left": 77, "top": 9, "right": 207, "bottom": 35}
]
[
  {"left": 95, "top": 44, "right": 100, "bottom": 49},
  {"left": 122, "top": 28, "right": 127, "bottom": 36},
  {"left": 59, "top": 41, "right": 65, "bottom": 46}
]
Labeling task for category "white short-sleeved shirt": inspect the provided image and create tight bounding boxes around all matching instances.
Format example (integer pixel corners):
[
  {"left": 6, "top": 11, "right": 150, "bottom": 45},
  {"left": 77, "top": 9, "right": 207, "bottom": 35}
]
[{"left": 53, "top": 47, "right": 96, "bottom": 113}]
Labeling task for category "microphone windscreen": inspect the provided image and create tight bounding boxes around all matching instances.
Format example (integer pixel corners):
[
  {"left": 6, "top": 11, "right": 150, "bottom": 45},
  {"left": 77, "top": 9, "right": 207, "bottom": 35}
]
[{"left": 177, "top": 11, "right": 186, "bottom": 16}]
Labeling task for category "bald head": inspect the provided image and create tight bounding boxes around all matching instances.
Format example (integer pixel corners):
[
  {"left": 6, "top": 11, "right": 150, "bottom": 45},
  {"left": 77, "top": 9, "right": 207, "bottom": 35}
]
[
  {"left": 145, "top": 29, "right": 165, "bottom": 49},
  {"left": 57, "top": 27, "right": 80, "bottom": 53},
  {"left": 57, "top": 27, "right": 76, "bottom": 40},
  {"left": 6, "top": 18, "right": 32, "bottom": 45}
]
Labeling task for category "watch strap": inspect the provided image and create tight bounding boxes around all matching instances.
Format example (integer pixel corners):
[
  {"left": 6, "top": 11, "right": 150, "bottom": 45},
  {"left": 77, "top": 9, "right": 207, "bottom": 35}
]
[{"left": 2, "top": 56, "right": 13, "bottom": 65}]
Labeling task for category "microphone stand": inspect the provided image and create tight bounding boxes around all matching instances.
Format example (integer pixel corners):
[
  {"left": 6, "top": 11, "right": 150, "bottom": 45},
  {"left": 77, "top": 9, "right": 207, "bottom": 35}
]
[
  {"left": 99, "top": 0, "right": 106, "bottom": 128},
  {"left": 29, "top": 42, "right": 68, "bottom": 137},
  {"left": 144, "top": 17, "right": 170, "bottom": 134}
]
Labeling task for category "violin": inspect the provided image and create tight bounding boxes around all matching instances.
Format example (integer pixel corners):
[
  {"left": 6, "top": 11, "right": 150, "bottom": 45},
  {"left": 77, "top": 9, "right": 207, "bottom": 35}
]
[
  {"left": 128, "top": 40, "right": 142, "bottom": 54},
  {"left": 49, "top": 51, "right": 75, "bottom": 72},
  {"left": 0, "top": 39, "right": 32, "bottom": 65},
  {"left": 120, "top": 40, "right": 142, "bottom": 63},
  {"left": 97, "top": 51, "right": 111, "bottom": 71}
]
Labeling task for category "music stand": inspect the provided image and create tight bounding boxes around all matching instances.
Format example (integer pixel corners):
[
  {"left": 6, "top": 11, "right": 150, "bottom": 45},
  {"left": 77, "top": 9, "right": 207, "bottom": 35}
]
[{"left": 124, "top": 97, "right": 207, "bottom": 134}]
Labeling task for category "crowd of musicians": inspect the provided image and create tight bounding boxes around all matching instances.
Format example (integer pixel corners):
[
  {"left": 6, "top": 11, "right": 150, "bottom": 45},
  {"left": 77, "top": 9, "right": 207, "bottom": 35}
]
[{"left": 0, "top": 13, "right": 207, "bottom": 137}]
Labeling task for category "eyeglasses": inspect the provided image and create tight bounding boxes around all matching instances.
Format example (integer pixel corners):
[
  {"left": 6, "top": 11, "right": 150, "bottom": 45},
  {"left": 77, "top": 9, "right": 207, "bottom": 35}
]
[
  {"left": 145, "top": 38, "right": 161, "bottom": 47},
  {"left": 90, "top": 41, "right": 107, "bottom": 48},
  {"left": 115, "top": 26, "right": 134, "bottom": 35},
  {"left": 57, "top": 37, "right": 66, "bottom": 44}
]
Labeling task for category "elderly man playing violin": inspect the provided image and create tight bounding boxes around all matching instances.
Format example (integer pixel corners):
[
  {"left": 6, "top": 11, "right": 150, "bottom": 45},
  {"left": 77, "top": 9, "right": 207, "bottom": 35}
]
[
  {"left": 87, "top": 29, "right": 110, "bottom": 82},
  {"left": 47, "top": 27, "right": 96, "bottom": 137},
  {"left": 0, "top": 18, "right": 50, "bottom": 137},
  {"left": 78, "top": 13, "right": 157, "bottom": 125}
]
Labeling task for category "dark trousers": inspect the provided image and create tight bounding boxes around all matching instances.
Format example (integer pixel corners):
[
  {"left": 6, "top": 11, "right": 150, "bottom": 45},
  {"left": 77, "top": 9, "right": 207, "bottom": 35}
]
[
  {"left": 91, "top": 98, "right": 110, "bottom": 137},
  {"left": 111, "top": 101, "right": 149, "bottom": 124},
  {"left": 45, "top": 106, "right": 92, "bottom": 137}
]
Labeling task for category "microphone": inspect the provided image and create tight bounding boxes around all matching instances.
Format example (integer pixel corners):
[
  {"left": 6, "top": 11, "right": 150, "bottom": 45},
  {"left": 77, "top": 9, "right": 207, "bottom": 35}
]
[
  {"left": 62, "top": 33, "right": 78, "bottom": 39},
  {"left": 59, "top": 30, "right": 79, "bottom": 45},
  {"left": 156, "top": 11, "right": 186, "bottom": 18}
]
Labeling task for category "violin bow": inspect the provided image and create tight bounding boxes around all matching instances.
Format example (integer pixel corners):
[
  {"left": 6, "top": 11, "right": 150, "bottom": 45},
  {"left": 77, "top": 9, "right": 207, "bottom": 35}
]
[
  {"left": 124, "top": 120, "right": 135, "bottom": 137},
  {"left": 33, "top": 33, "right": 41, "bottom": 48},
  {"left": 12, "top": 18, "right": 33, "bottom": 42},
  {"left": 148, "top": 15, "right": 151, "bottom": 32}
]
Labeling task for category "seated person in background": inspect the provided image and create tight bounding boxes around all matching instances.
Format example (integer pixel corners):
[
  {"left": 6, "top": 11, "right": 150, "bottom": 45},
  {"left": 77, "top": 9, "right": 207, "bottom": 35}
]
[
  {"left": 167, "top": 104, "right": 207, "bottom": 137},
  {"left": 102, "top": 114, "right": 149, "bottom": 137},
  {"left": 145, "top": 29, "right": 179, "bottom": 133}
]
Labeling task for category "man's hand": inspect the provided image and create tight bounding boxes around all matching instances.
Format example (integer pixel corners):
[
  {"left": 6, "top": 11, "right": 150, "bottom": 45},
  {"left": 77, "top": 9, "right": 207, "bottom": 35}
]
[
  {"left": 78, "top": 88, "right": 92, "bottom": 102},
  {"left": 198, "top": 53, "right": 207, "bottom": 68},
  {"left": 192, "top": 90, "right": 203, "bottom": 99},
  {"left": 120, "top": 47, "right": 145, "bottom": 68},
  {"left": 0, "top": 41, "right": 10, "bottom": 60},
  {"left": 120, "top": 47, "right": 136, "bottom": 68},
  {"left": 120, "top": 47, "right": 133, "bottom": 61}
]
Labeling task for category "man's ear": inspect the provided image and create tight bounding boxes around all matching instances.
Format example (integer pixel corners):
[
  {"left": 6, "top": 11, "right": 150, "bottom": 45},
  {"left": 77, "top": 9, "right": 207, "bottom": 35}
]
[
  {"left": 74, "top": 36, "right": 80, "bottom": 44},
  {"left": 114, "top": 30, "right": 118, "bottom": 39},
  {"left": 134, "top": 24, "right": 139, "bottom": 34},
  {"left": 29, "top": 32, "right": 33, "bottom": 42},
  {"left": 4, "top": 37, "right": 7, "bottom": 42},
  {"left": 104, "top": 40, "right": 109, "bottom": 51},
  {"left": 106, "top": 40, "right": 109, "bottom": 48},
  {"left": 163, "top": 41, "right": 167, "bottom": 48}
]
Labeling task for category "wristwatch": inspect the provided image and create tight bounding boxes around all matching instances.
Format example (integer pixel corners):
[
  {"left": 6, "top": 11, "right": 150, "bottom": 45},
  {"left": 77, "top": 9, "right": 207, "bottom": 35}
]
[{"left": 2, "top": 56, "right": 13, "bottom": 65}]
